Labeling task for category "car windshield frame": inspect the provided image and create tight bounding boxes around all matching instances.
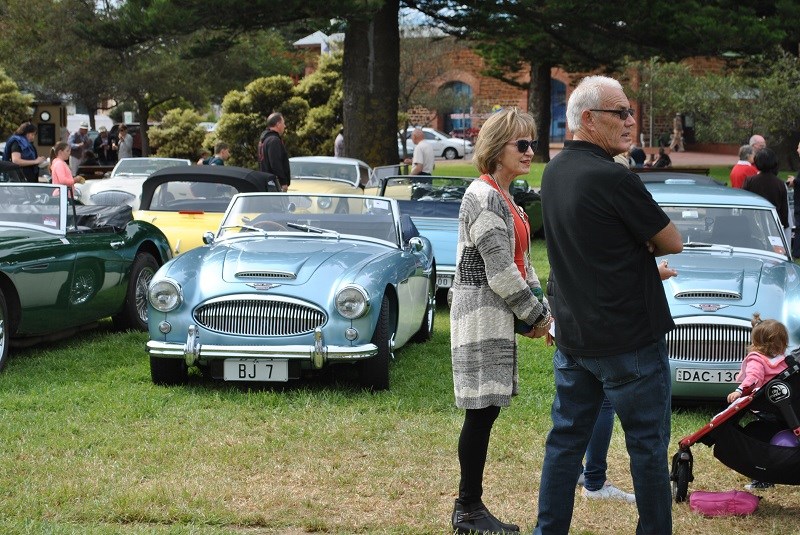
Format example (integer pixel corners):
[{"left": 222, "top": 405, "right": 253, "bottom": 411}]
[
  {"left": 660, "top": 203, "right": 789, "bottom": 259},
  {"left": 0, "top": 183, "right": 68, "bottom": 235},
  {"left": 110, "top": 158, "right": 190, "bottom": 178},
  {"left": 216, "top": 192, "right": 403, "bottom": 247}
]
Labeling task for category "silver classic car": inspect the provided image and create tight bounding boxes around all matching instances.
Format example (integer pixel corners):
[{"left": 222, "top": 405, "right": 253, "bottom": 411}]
[
  {"left": 647, "top": 176, "right": 799, "bottom": 401},
  {"left": 146, "top": 193, "right": 436, "bottom": 391}
]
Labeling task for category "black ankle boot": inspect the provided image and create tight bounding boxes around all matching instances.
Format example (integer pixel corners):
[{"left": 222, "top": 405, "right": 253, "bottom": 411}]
[{"left": 452, "top": 500, "right": 520, "bottom": 534}]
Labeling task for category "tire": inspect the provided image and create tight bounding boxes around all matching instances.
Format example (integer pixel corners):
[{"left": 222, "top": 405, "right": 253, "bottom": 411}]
[
  {"left": 443, "top": 147, "right": 458, "bottom": 160},
  {"left": 150, "top": 356, "right": 188, "bottom": 385},
  {"left": 359, "top": 295, "right": 392, "bottom": 391},
  {"left": 674, "top": 461, "right": 690, "bottom": 503},
  {"left": 113, "top": 252, "right": 158, "bottom": 331},
  {"left": 0, "top": 291, "right": 9, "bottom": 373},
  {"left": 412, "top": 274, "right": 435, "bottom": 343}
]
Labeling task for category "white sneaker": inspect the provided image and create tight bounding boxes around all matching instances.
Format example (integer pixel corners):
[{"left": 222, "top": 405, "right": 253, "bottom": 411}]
[{"left": 582, "top": 482, "right": 636, "bottom": 503}]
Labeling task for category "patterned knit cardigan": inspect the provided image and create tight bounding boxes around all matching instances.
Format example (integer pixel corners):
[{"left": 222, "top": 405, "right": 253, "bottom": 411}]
[{"left": 450, "top": 179, "right": 546, "bottom": 409}]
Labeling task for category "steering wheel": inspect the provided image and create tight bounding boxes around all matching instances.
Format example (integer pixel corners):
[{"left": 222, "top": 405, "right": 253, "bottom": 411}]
[{"left": 253, "top": 220, "right": 288, "bottom": 232}]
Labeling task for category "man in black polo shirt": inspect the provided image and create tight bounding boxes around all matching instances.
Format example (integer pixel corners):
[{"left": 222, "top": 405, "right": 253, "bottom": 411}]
[{"left": 533, "top": 75, "right": 683, "bottom": 535}]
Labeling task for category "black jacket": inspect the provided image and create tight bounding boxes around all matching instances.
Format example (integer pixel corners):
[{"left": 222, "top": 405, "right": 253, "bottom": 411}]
[{"left": 258, "top": 130, "right": 290, "bottom": 187}]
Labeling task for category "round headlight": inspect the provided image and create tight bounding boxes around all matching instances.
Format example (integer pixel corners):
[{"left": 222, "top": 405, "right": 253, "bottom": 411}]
[
  {"left": 148, "top": 279, "right": 182, "bottom": 312},
  {"left": 317, "top": 197, "right": 333, "bottom": 210},
  {"left": 335, "top": 285, "right": 369, "bottom": 319}
]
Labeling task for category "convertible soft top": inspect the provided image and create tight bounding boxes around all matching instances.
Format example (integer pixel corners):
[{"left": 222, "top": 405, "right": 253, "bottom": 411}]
[{"left": 139, "top": 165, "right": 280, "bottom": 209}]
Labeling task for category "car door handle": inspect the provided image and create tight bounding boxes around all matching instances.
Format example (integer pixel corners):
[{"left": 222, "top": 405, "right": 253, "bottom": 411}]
[{"left": 110, "top": 241, "right": 125, "bottom": 249}]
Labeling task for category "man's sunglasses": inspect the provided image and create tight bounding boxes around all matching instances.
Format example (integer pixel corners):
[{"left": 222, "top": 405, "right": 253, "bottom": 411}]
[
  {"left": 507, "top": 139, "right": 539, "bottom": 153},
  {"left": 590, "top": 108, "right": 635, "bottom": 120}
]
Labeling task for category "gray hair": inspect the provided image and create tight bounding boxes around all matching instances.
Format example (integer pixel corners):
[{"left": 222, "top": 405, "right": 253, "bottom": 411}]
[
  {"left": 566, "top": 75, "right": 623, "bottom": 133},
  {"left": 738, "top": 144, "right": 753, "bottom": 160}
]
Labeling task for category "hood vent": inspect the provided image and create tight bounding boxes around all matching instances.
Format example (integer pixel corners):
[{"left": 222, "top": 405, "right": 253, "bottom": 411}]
[
  {"left": 674, "top": 290, "right": 740, "bottom": 300},
  {"left": 236, "top": 271, "right": 296, "bottom": 279}
]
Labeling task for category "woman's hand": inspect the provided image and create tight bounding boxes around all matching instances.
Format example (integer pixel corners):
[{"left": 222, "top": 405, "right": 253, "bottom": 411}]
[{"left": 727, "top": 391, "right": 741, "bottom": 404}]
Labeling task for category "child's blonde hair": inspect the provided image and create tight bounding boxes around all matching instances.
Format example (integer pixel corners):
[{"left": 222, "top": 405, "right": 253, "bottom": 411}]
[{"left": 749, "top": 313, "right": 788, "bottom": 357}]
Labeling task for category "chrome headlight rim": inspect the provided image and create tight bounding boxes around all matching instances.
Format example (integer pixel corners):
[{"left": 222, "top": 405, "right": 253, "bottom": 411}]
[
  {"left": 317, "top": 197, "right": 333, "bottom": 210},
  {"left": 148, "top": 278, "right": 182, "bottom": 313},
  {"left": 335, "top": 285, "right": 370, "bottom": 320}
]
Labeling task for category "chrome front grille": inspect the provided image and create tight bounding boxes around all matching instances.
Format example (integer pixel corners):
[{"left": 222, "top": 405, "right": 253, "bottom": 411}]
[
  {"left": 194, "top": 295, "right": 326, "bottom": 336},
  {"left": 666, "top": 322, "right": 751, "bottom": 363}
]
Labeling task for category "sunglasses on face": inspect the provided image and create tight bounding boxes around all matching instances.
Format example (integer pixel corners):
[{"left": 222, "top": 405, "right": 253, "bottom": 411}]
[
  {"left": 590, "top": 108, "right": 635, "bottom": 120},
  {"left": 507, "top": 139, "right": 539, "bottom": 153}
]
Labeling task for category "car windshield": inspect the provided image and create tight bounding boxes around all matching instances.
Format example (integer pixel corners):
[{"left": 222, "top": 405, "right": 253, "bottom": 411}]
[
  {"left": 290, "top": 161, "right": 359, "bottom": 186},
  {"left": 219, "top": 193, "right": 400, "bottom": 244},
  {"left": 112, "top": 158, "right": 189, "bottom": 178},
  {"left": 661, "top": 205, "right": 786, "bottom": 254},
  {"left": 0, "top": 183, "right": 67, "bottom": 233},
  {"left": 145, "top": 180, "right": 239, "bottom": 212}
]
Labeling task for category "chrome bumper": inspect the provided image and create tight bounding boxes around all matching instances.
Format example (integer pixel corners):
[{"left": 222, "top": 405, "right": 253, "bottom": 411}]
[{"left": 146, "top": 325, "right": 378, "bottom": 368}]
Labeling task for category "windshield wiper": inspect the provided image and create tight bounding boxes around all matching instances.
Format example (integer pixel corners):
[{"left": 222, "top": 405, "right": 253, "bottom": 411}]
[
  {"left": 219, "top": 224, "right": 268, "bottom": 235},
  {"left": 286, "top": 222, "right": 339, "bottom": 236},
  {"left": 683, "top": 241, "right": 712, "bottom": 247}
]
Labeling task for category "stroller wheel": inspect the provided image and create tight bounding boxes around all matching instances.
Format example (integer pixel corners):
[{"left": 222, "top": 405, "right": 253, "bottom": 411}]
[{"left": 674, "top": 461, "right": 690, "bottom": 502}]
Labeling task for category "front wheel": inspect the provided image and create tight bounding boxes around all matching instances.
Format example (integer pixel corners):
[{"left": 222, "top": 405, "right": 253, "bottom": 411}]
[
  {"left": 113, "top": 252, "right": 158, "bottom": 331},
  {"left": 443, "top": 147, "right": 458, "bottom": 160},
  {"left": 358, "top": 295, "right": 393, "bottom": 391}
]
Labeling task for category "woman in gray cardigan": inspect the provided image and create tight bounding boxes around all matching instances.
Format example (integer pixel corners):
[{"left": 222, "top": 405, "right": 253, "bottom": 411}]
[{"left": 450, "top": 108, "right": 551, "bottom": 534}]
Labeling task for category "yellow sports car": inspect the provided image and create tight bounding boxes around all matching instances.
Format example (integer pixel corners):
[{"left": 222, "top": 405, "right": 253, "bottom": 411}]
[{"left": 133, "top": 166, "right": 280, "bottom": 255}]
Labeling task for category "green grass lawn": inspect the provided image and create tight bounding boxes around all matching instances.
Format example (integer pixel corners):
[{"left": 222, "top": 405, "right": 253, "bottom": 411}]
[{"left": 1, "top": 242, "right": 798, "bottom": 534}]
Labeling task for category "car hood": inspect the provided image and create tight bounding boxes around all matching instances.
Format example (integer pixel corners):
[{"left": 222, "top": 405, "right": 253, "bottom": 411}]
[
  {"left": 663, "top": 251, "right": 800, "bottom": 318},
  {"left": 165, "top": 237, "right": 388, "bottom": 290}
]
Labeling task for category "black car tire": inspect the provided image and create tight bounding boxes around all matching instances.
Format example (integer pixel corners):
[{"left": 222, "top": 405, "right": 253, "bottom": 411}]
[
  {"left": 0, "top": 291, "right": 9, "bottom": 373},
  {"left": 412, "top": 272, "right": 435, "bottom": 343},
  {"left": 150, "top": 356, "right": 188, "bottom": 385},
  {"left": 113, "top": 252, "right": 158, "bottom": 331},
  {"left": 359, "top": 295, "right": 392, "bottom": 391},
  {"left": 443, "top": 147, "right": 458, "bottom": 160}
]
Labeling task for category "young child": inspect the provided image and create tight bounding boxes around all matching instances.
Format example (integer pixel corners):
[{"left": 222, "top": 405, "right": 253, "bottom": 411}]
[
  {"left": 727, "top": 313, "right": 789, "bottom": 404},
  {"left": 726, "top": 312, "right": 789, "bottom": 490}
]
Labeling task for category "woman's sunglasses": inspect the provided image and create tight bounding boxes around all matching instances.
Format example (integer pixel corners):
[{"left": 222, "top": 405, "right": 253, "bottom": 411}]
[{"left": 507, "top": 139, "right": 538, "bottom": 153}]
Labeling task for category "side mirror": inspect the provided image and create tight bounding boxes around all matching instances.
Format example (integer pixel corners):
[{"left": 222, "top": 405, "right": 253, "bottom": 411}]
[{"left": 202, "top": 231, "right": 215, "bottom": 245}]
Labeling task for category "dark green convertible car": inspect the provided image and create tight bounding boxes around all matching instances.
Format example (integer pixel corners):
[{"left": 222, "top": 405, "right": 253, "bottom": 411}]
[{"left": 0, "top": 183, "right": 172, "bottom": 370}]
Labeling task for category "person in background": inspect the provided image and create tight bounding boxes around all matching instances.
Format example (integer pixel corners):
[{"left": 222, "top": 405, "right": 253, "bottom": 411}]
[
  {"left": 49, "top": 141, "right": 85, "bottom": 196},
  {"left": 116, "top": 124, "right": 134, "bottom": 160},
  {"left": 535, "top": 74, "right": 682, "bottom": 535},
  {"left": 743, "top": 148, "right": 790, "bottom": 247},
  {"left": 786, "top": 141, "right": 800, "bottom": 258},
  {"left": 671, "top": 113, "right": 684, "bottom": 152},
  {"left": 3, "top": 122, "right": 46, "bottom": 183},
  {"left": 93, "top": 126, "right": 117, "bottom": 164},
  {"left": 450, "top": 107, "right": 551, "bottom": 535},
  {"left": 729, "top": 144, "right": 758, "bottom": 189},
  {"left": 653, "top": 146, "right": 672, "bottom": 168},
  {"left": 206, "top": 142, "right": 230, "bottom": 165},
  {"left": 196, "top": 149, "right": 211, "bottom": 166},
  {"left": 629, "top": 142, "right": 646, "bottom": 168},
  {"left": 404, "top": 128, "right": 435, "bottom": 176},
  {"left": 68, "top": 121, "right": 91, "bottom": 175},
  {"left": 258, "top": 112, "right": 290, "bottom": 191},
  {"left": 334, "top": 128, "right": 344, "bottom": 157},
  {"left": 749, "top": 134, "right": 767, "bottom": 153},
  {"left": 643, "top": 153, "right": 657, "bottom": 168}
]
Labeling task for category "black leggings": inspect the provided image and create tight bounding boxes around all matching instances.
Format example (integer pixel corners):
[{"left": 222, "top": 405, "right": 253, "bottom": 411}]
[{"left": 457, "top": 405, "right": 501, "bottom": 506}]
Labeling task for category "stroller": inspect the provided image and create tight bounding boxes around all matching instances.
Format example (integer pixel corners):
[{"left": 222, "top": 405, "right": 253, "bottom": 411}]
[{"left": 670, "top": 349, "right": 800, "bottom": 502}]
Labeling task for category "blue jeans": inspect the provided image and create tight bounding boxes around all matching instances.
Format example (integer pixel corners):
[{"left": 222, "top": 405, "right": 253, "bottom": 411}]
[
  {"left": 582, "top": 396, "right": 614, "bottom": 492},
  {"left": 534, "top": 340, "right": 672, "bottom": 535}
]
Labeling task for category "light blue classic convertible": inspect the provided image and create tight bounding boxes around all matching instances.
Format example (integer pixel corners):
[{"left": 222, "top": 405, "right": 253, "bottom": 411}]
[
  {"left": 645, "top": 175, "right": 799, "bottom": 401},
  {"left": 145, "top": 193, "right": 436, "bottom": 390}
]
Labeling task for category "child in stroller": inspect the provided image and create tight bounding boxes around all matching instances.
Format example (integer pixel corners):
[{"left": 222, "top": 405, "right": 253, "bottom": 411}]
[
  {"left": 726, "top": 314, "right": 790, "bottom": 489},
  {"left": 670, "top": 314, "right": 800, "bottom": 502}
]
